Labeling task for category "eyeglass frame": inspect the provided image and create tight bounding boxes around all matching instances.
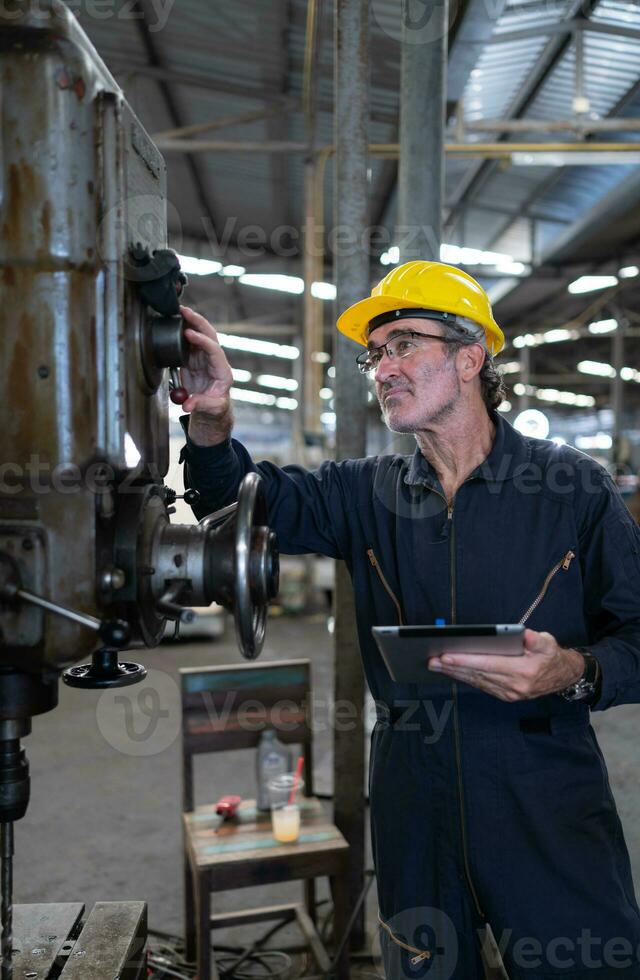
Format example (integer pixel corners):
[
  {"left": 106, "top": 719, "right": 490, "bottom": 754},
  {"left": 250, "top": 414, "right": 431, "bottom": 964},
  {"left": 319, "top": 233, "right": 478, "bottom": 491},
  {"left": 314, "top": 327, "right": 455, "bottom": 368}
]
[{"left": 355, "top": 329, "right": 458, "bottom": 375}]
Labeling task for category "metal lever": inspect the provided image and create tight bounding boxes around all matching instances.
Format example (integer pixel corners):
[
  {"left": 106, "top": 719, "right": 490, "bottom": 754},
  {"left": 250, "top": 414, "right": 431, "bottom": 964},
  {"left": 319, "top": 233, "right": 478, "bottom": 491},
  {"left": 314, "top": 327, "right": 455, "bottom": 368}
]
[
  {"left": 1, "top": 583, "right": 101, "bottom": 632},
  {"left": 0, "top": 555, "right": 129, "bottom": 648}
]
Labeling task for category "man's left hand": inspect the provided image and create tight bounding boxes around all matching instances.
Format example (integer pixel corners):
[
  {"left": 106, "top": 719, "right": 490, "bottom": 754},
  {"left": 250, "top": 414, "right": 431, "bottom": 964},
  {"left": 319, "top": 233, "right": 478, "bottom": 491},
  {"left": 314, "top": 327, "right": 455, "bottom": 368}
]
[{"left": 428, "top": 629, "right": 584, "bottom": 701}]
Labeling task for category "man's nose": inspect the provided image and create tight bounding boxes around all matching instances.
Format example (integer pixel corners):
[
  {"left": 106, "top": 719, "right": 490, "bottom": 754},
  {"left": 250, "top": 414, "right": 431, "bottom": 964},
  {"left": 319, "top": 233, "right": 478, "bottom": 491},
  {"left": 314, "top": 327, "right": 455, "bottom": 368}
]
[{"left": 374, "top": 348, "right": 401, "bottom": 384}]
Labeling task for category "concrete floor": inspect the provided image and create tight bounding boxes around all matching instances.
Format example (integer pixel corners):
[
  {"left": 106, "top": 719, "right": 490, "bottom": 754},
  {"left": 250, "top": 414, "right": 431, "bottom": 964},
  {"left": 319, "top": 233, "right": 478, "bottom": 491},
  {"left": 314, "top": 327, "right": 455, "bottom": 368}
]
[{"left": 15, "top": 613, "right": 640, "bottom": 968}]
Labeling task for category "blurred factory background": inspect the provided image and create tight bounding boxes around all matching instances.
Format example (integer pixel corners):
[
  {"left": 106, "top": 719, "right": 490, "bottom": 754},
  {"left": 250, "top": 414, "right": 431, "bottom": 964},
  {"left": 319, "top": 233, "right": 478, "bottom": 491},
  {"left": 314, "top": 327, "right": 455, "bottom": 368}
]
[
  {"left": 71, "top": 0, "right": 640, "bottom": 483},
  {"left": 7, "top": 0, "right": 640, "bottom": 977}
]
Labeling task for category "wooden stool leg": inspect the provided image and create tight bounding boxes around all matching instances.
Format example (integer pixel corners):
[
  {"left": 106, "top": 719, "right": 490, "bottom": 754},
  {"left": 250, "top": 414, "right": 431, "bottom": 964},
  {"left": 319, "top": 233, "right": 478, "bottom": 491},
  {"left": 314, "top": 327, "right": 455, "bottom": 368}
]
[
  {"left": 195, "top": 871, "right": 215, "bottom": 980},
  {"left": 304, "top": 878, "right": 317, "bottom": 923},
  {"left": 184, "top": 854, "right": 197, "bottom": 962},
  {"left": 330, "top": 872, "right": 351, "bottom": 980}
]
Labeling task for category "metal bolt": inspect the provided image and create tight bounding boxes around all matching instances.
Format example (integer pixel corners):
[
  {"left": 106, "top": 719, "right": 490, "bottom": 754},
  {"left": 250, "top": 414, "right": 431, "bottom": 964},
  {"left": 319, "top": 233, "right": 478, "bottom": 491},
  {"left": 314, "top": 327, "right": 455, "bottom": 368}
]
[{"left": 100, "top": 567, "right": 126, "bottom": 591}]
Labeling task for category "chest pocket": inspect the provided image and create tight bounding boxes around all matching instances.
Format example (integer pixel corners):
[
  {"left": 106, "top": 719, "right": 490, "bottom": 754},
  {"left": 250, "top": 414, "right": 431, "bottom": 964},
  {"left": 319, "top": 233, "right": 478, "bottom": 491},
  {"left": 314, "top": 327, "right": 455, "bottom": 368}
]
[
  {"left": 367, "top": 548, "right": 405, "bottom": 625},
  {"left": 518, "top": 549, "right": 575, "bottom": 626}
]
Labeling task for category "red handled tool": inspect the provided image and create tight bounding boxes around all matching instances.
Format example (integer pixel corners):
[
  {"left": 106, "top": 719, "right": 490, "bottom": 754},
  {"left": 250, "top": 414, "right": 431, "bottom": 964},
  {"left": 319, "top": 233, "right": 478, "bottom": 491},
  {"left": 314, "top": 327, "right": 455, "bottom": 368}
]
[{"left": 213, "top": 794, "right": 242, "bottom": 832}]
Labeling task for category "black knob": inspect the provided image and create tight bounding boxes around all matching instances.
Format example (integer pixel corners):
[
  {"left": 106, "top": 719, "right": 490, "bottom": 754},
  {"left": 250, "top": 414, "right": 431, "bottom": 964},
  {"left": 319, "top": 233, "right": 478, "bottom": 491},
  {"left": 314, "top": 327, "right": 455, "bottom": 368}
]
[{"left": 98, "top": 619, "right": 131, "bottom": 648}]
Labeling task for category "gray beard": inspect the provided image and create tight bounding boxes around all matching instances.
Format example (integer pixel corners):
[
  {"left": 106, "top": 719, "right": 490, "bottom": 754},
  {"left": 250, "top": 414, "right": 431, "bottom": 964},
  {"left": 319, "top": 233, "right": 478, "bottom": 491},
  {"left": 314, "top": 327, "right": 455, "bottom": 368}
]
[{"left": 381, "top": 378, "right": 460, "bottom": 433}]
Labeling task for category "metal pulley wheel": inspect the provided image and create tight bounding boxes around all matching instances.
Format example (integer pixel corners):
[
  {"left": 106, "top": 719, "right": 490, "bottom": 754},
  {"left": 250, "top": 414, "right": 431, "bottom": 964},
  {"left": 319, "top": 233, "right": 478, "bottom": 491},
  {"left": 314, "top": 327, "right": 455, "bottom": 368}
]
[
  {"left": 233, "top": 473, "right": 279, "bottom": 658},
  {"left": 201, "top": 473, "right": 279, "bottom": 660}
]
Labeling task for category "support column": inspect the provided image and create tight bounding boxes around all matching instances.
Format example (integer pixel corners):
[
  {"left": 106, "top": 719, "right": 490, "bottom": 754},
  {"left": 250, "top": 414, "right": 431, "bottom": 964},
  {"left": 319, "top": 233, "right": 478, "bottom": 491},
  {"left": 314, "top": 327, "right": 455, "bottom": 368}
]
[
  {"left": 333, "top": 0, "right": 370, "bottom": 951},
  {"left": 396, "top": 0, "right": 449, "bottom": 262},
  {"left": 611, "top": 321, "right": 625, "bottom": 468}
]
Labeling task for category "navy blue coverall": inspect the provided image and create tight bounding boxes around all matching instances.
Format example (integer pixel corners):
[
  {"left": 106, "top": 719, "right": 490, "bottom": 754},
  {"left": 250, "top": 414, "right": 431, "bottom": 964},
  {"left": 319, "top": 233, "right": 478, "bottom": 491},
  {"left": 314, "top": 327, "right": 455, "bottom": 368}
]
[{"left": 180, "top": 411, "right": 640, "bottom": 980}]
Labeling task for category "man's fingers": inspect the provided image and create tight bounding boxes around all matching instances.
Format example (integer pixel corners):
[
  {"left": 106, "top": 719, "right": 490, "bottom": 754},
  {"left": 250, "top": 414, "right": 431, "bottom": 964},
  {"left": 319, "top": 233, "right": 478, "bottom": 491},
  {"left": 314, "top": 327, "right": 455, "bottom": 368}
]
[
  {"left": 438, "top": 653, "right": 526, "bottom": 675},
  {"left": 183, "top": 327, "right": 233, "bottom": 383},
  {"left": 183, "top": 393, "right": 231, "bottom": 415},
  {"left": 180, "top": 305, "right": 219, "bottom": 341}
]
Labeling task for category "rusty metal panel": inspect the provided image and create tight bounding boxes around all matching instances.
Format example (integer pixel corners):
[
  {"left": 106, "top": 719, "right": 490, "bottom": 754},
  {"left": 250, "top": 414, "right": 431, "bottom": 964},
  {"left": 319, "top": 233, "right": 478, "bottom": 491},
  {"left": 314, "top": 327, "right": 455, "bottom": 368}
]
[
  {"left": 58, "top": 901, "right": 147, "bottom": 980},
  {"left": 12, "top": 902, "right": 84, "bottom": 978},
  {"left": 0, "top": 0, "right": 171, "bottom": 667}
]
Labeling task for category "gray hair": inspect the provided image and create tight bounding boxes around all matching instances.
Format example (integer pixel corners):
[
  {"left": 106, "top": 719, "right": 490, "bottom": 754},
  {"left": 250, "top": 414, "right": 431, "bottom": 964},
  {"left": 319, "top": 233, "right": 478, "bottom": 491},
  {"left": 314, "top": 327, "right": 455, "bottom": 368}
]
[{"left": 442, "top": 316, "right": 506, "bottom": 411}]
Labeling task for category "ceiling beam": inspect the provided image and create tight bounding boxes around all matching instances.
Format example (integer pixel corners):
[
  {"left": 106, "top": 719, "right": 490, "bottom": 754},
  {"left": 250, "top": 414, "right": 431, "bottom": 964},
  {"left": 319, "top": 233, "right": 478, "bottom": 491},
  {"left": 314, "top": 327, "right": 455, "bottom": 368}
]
[{"left": 444, "top": 0, "right": 600, "bottom": 231}]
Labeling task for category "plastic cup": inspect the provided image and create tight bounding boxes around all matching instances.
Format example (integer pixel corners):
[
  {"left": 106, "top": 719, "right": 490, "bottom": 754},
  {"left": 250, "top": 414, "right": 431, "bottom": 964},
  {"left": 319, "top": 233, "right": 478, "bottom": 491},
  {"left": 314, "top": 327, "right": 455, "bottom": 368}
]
[{"left": 269, "top": 773, "right": 304, "bottom": 843}]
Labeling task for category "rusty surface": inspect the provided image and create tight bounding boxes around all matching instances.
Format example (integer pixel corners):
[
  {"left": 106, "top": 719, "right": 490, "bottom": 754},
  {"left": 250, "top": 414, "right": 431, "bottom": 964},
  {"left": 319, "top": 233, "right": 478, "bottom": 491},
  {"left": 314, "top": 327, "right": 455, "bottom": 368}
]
[{"left": 0, "top": 0, "right": 172, "bottom": 670}]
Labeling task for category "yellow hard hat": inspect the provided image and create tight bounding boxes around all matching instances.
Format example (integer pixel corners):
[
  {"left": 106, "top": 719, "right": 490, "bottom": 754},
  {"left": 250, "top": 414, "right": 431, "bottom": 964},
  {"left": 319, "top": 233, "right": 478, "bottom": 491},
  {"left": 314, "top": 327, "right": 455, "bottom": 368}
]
[{"left": 336, "top": 260, "right": 505, "bottom": 356}]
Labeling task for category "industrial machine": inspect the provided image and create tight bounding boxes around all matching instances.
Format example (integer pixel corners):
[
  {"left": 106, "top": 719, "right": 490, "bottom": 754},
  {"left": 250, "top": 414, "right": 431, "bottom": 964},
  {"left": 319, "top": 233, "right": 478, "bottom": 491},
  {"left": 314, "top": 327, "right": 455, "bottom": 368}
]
[{"left": 0, "top": 2, "right": 279, "bottom": 975}]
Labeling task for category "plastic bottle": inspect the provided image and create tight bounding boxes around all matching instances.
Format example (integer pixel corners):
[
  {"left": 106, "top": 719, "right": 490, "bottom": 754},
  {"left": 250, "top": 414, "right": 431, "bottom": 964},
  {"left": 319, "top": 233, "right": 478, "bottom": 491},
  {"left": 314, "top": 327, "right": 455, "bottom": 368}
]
[{"left": 257, "top": 730, "right": 291, "bottom": 811}]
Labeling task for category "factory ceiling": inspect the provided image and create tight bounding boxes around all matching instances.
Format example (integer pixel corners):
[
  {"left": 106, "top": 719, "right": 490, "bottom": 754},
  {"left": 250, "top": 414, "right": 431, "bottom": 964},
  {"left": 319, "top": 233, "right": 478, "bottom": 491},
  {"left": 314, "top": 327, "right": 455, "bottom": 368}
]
[{"left": 66, "top": 0, "right": 640, "bottom": 416}]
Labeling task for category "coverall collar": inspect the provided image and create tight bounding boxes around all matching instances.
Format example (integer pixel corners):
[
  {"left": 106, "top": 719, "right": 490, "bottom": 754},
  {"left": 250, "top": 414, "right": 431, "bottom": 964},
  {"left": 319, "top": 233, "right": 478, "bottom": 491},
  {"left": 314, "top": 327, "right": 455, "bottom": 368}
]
[{"left": 403, "top": 410, "right": 532, "bottom": 489}]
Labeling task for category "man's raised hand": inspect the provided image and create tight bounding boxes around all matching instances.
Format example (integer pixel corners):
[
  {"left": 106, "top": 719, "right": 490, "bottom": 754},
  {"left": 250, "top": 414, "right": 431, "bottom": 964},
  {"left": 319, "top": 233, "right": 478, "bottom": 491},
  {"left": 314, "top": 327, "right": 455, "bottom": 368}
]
[{"left": 180, "top": 305, "right": 234, "bottom": 446}]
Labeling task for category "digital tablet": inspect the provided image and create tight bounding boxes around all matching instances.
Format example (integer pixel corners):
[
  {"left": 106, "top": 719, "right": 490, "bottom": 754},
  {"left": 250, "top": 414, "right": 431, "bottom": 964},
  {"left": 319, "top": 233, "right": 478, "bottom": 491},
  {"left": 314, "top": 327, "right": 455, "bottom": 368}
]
[{"left": 372, "top": 624, "right": 525, "bottom": 684}]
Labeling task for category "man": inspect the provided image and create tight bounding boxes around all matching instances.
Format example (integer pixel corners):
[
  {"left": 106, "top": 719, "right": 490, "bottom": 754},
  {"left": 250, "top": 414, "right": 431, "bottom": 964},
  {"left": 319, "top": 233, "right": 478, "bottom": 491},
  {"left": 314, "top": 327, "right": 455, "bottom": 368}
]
[{"left": 179, "top": 260, "right": 640, "bottom": 980}]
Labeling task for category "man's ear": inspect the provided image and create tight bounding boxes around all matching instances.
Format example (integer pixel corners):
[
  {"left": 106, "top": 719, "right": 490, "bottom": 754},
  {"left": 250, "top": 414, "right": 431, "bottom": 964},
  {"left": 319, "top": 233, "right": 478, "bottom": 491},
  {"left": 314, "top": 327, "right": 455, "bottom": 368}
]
[{"left": 458, "top": 344, "right": 486, "bottom": 381}]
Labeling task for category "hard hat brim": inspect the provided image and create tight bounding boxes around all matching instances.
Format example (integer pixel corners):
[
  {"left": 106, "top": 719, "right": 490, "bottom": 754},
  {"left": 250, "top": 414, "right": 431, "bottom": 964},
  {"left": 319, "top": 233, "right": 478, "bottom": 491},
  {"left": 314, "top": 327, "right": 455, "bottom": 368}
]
[
  {"left": 336, "top": 291, "right": 504, "bottom": 355},
  {"left": 336, "top": 295, "right": 427, "bottom": 348}
]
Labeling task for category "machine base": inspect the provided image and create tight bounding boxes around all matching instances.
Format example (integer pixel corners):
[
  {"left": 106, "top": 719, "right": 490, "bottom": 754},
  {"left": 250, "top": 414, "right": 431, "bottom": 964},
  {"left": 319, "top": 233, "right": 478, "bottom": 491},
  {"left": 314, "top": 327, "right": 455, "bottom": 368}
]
[{"left": 10, "top": 901, "right": 146, "bottom": 978}]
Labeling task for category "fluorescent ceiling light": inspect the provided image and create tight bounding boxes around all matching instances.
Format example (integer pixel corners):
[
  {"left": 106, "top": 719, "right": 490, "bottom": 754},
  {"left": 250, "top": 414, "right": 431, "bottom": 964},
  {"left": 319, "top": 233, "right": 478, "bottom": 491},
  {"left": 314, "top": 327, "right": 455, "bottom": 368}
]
[
  {"left": 311, "top": 351, "right": 331, "bottom": 363},
  {"left": 575, "top": 433, "right": 612, "bottom": 450},
  {"left": 319, "top": 388, "right": 333, "bottom": 400},
  {"left": 231, "top": 368, "right": 252, "bottom": 382},
  {"left": 217, "top": 332, "right": 299, "bottom": 360},
  {"left": 176, "top": 254, "right": 223, "bottom": 276},
  {"left": 230, "top": 387, "right": 276, "bottom": 406},
  {"left": 551, "top": 436, "right": 567, "bottom": 446},
  {"left": 512, "top": 328, "right": 580, "bottom": 348},
  {"left": 221, "top": 264, "right": 246, "bottom": 277},
  {"left": 588, "top": 319, "right": 617, "bottom": 334},
  {"left": 514, "top": 409, "right": 549, "bottom": 439},
  {"left": 535, "top": 388, "right": 595, "bottom": 407},
  {"left": 512, "top": 152, "right": 640, "bottom": 166},
  {"left": 578, "top": 360, "right": 616, "bottom": 378},
  {"left": 240, "top": 273, "right": 304, "bottom": 294},
  {"left": 311, "top": 281, "right": 337, "bottom": 300},
  {"left": 619, "top": 265, "right": 639, "bottom": 279},
  {"left": 320, "top": 412, "right": 336, "bottom": 427},
  {"left": 495, "top": 260, "right": 527, "bottom": 276},
  {"left": 497, "top": 400, "right": 512, "bottom": 412},
  {"left": 275, "top": 397, "right": 298, "bottom": 411},
  {"left": 512, "top": 382, "right": 595, "bottom": 407},
  {"left": 499, "top": 361, "right": 521, "bottom": 374},
  {"left": 327, "top": 366, "right": 336, "bottom": 378},
  {"left": 382, "top": 242, "right": 530, "bottom": 276},
  {"left": 543, "top": 328, "right": 573, "bottom": 343},
  {"left": 257, "top": 374, "right": 298, "bottom": 391},
  {"left": 621, "top": 367, "right": 640, "bottom": 383},
  {"left": 568, "top": 275, "right": 618, "bottom": 294}
]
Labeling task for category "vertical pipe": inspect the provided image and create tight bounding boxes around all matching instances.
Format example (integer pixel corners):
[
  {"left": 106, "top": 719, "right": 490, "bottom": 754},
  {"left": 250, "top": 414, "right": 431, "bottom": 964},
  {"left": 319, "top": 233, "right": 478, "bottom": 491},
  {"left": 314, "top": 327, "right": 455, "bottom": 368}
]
[
  {"left": 396, "top": 0, "right": 449, "bottom": 262},
  {"left": 303, "top": 158, "right": 324, "bottom": 440},
  {"left": 520, "top": 346, "right": 531, "bottom": 410},
  {"left": 334, "top": 0, "right": 369, "bottom": 950},
  {"left": 611, "top": 323, "right": 624, "bottom": 467}
]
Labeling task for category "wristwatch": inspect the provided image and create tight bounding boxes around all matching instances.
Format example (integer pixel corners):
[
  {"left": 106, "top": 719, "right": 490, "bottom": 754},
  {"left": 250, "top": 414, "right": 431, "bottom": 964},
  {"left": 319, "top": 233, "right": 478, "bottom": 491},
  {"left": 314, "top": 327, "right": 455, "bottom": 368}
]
[{"left": 559, "top": 652, "right": 601, "bottom": 703}]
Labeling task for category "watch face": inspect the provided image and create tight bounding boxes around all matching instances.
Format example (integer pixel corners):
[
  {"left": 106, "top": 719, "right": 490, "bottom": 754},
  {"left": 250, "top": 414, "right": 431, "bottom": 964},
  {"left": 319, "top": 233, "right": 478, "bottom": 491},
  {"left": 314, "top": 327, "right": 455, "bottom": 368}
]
[{"left": 562, "top": 680, "right": 596, "bottom": 702}]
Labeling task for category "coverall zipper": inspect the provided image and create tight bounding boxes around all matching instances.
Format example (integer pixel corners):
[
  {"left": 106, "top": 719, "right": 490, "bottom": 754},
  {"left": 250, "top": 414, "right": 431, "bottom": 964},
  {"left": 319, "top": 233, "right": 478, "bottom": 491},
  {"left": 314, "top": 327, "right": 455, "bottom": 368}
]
[
  {"left": 378, "top": 914, "right": 432, "bottom": 964},
  {"left": 518, "top": 550, "right": 575, "bottom": 625},
  {"left": 433, "top": 490, "right": 487, "bottom": 921},
  {"left": 367, "top": 549, "right": 405, "bottom": 625}
]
